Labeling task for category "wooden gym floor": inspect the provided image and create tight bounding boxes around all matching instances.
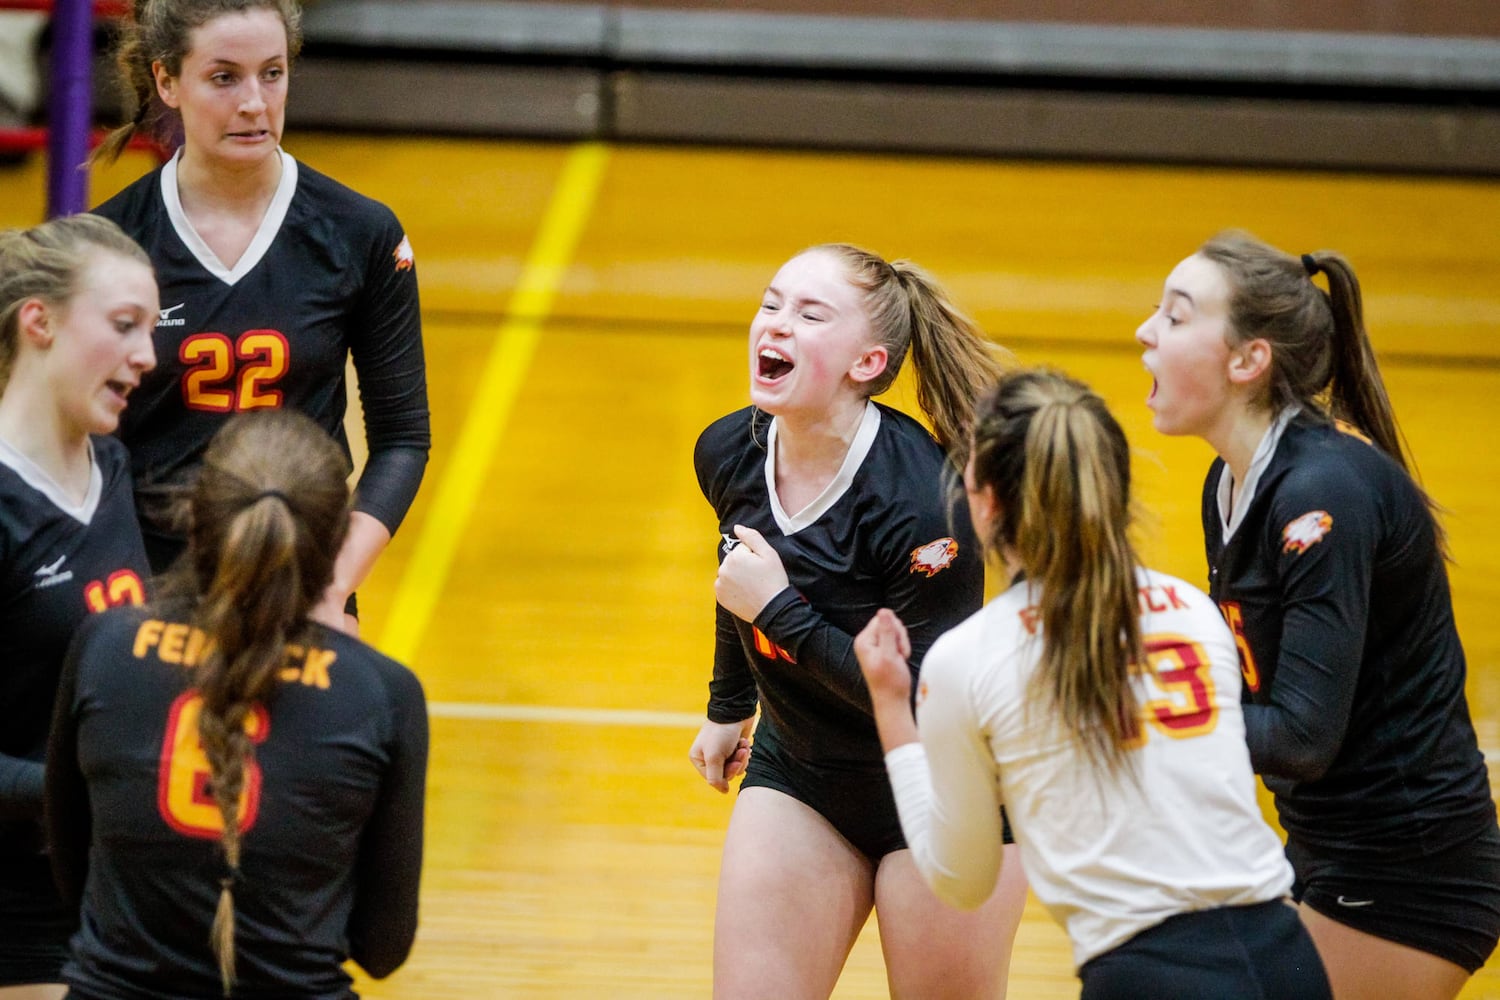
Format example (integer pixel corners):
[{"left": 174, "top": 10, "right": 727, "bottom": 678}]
[{"left": 3, "top": 135, "right": 1499, "bottom": 997}]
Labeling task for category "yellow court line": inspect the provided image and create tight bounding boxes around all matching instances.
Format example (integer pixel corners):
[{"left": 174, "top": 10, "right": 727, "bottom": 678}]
[{"left": 378, "top": 142, "right": 612, "bottom": 664}]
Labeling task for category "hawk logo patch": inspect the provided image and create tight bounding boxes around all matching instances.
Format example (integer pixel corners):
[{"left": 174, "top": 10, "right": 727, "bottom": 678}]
[
  {"left": 392, "top": 235, "right": 415, "bottom": 272},
  {"left": 1282, "top": 511, "right": 1333, "bottom": 554},
  {"left": 909, "top": 537, "right": 958, "bottom": 577}
]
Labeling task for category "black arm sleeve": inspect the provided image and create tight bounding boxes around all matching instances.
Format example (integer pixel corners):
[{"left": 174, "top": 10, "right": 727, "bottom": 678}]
[
  {"left": 1243, "top": 470, "right": 1376, "bottom": 782},
  {"left": 707, "top": 601, "right": 757, "bottom": 724},
  {"left": 752, "top": 587, "right": 867, "bottom": 713},
  {"left": 349, "top": 214, "right": 430, "bottom": 535},
  {"left": 755, "top": 512, "right": 977, "bottom": 714},
  {"left": 696, "top": 412, "right": 761, "bottom": 725},
  {"left": 347, "top": 665, "right": 429, "bottom": 978},
  {"left": 44, "top": 631, "right": 93, "bottom": 906}
]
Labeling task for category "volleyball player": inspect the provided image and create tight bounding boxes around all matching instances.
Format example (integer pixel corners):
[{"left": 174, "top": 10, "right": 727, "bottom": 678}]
[
  {"left": 1136, "top": 231, "right": 1500, "bottom": 999},
  {"left": 92, "top": 0, "right": 429, "bottom": 632},
  {"left": 0, "top": 215, "right": 156, "bottom": 998},
  {"left": 46, "top": 410, "right": 427, "bottom": 998},
  {"left": 856, "top": 367, "right": 1331, "bottom": 999},
  {"left": 690, "top": 243, "right": 1026, "bottom": 999}
]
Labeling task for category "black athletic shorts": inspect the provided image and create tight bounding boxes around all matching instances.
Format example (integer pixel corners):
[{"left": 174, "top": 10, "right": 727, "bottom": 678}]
[
  {"left": 0, "top": 854, "right": 74, "bottom": 986},
  {"left": 1287, "top": 822, "right": 1500, "bottom": 973},
  {"left": 1078, "top": 899, "right": 1330, "bottom": 1000},
  {"left": 742, "top": 727, "right": 1013, "bottom": 862}
]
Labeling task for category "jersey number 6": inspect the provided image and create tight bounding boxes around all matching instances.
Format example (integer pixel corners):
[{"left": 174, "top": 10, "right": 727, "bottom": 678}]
[
  {"left": 179, "top": 330, "right": 290, "bottom": 413},
  {"left": 157, "top": 691, "right": 270, "bottom": 838},
  {"left": 1217, "top": 601, "right": 1261, "bottom": 694}
]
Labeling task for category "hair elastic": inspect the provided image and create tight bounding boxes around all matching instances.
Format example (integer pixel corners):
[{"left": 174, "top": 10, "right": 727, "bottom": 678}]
[
  {"left": 1300, "top": 253, "right": 1320, "bottom": 277},
  {"left": 254, "top": 489, "right": 292, "bottom": 506}
]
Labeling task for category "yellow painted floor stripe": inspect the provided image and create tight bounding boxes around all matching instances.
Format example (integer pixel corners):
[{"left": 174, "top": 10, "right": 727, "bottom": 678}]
[{"left": 377, "top": 142, "right": 611, "bottom": 663}]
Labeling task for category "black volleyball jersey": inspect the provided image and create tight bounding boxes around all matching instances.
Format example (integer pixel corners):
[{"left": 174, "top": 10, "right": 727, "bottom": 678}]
[
  {"left": 0, "top": 436, "right": 146, "bottom": 857},
  {"left": 93, "top": 150, "right": 430, "bottom": 552},
  {"left": 1203, "top": 412, "right": 1493, "bottom": 859},
  {"left": 46, "top": 605, "right": 428, "bottom": 998},
  {"left": 695, "top": 403, "right": 984, "bottom": 766}
]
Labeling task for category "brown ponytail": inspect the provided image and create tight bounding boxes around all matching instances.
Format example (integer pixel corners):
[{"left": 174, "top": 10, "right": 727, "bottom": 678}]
[
  {"left": 814, "top": 243, "right": 1008, "bottom": 455},
  {"left": 173, "top": 410, "right": 349, "bottom": 993},
  {"left": 1301, "top": 251, "right": 1406, "bottom": 468},
  {"left": 970, "top": 368, "right": 1143, "bottom": 773}
]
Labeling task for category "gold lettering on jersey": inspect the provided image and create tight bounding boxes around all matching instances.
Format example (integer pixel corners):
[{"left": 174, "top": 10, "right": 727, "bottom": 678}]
[
  {"left": 280, "top": 644, "right": 336, "bottom": 689},
  {"left": 134, "top": 619, "right": 165, "bottom": 658},
  {"left": 132, "top": 621, "right": 335, "bottom": 688},
  {"left": 133, "top": 620, "right": 213, "bottom": 665},
  {"left": 1137, "top": 584, "right": 1190, "bottom": 615},
  {"left": 160, "top": 623, "right": 189, "bottom": 663}
]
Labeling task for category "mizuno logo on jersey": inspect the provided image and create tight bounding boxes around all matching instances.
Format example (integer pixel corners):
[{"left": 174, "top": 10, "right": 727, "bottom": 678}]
[
  {"left": 157, "top": 302, "right": 187, "bottom": 327},
  {"left": 393, "top": 235, "right": 415, "bottom": 272},
  {"left": 909, "top": 537, "right": 958, "bottom": 577},
  {"left": 1281, "top": 511, "right": 1333, "bottom": 554},
  {"left": 35, "top": 554, "right": 74, "bottom": 588}
]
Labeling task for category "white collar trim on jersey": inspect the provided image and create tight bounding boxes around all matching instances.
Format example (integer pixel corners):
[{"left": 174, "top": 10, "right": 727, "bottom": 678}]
[
  {"left": 160, "top": 147, "right": 298, "bottom": 286},
  {"left": 0, "top": 436, "right": 103, "bottom": 524},
  {"left": 1216, "top": 406, "right": 1299, "bottom": 541},
  {"left": 765, "top": 401, "right": 881, "bottom": 535}
]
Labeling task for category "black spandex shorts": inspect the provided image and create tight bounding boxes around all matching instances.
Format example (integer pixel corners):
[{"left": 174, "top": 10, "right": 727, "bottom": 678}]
[
  {"left": 1078, "top": 899, "right": 1330, "bottom": 1000},
  {"left": 1287, "top": 823, "right": 1500, "bottom": 973},
  {"left": 741, "top": 729, "right": 1013, "bottom": 862},
  {"left": 0, "top": 855, "right": 74, "bottom": 986}
]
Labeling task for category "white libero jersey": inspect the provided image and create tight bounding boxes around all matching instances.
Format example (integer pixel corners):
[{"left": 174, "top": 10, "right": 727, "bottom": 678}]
[{"left": 886, "top": 567, "right": 1292, "bottom": 968}]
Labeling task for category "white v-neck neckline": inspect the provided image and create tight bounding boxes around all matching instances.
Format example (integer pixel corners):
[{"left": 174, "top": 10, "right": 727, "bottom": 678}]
[
  {"left": 161, "top": 148, "right": 298, "bottom": 286},
  {"left": 0, "top": 437, "right": 102, "bottom": 524},
  {"left": 765, "top": 402, "right": 881, "bottom": 535},
  {"left": 1216, "top": 406, "right": 1298, "bottom": 542}
]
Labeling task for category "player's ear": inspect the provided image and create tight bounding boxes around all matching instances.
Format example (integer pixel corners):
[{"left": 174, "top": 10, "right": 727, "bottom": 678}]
[
  {"left": 1227, "top": 337, "right": 1271, "bottom": 386},
  {"left": 153, "top": 60, "right": 180, "bottom": 109},
  {"left": 17, "top": 299, "right": 53, "bottom": 349},
  {"left": 849, "top": 345, "right": 888, "bottom": 385}
]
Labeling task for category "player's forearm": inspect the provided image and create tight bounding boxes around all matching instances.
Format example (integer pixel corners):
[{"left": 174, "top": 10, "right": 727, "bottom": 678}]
[
  {"left": 869, "top": 688, "right": 919, "bottom": 755},
  {"left": 353, "top": 445, "right": 427, "bottom": 535},
  {"left": 884, "top": 742, "right": 996, "bottom": 910},
  {"left": 754, "top": 590, "right": 872, "bottom": 712},
  {"left": 330, "top": 511, "right": 391, "bottom": 599}
]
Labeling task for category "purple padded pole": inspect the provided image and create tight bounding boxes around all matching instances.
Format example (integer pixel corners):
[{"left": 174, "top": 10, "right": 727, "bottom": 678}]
[{"left": 47, "top": 0, "right": 93, "bottom": 219}]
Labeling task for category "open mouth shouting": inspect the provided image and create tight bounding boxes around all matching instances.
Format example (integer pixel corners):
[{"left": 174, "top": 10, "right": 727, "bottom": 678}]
[
  {"left": 757, "top": 347, "right": 794, "bottom": 383},
  {"left": 105, "top": 379, "right": 135, "bottom": 407}
]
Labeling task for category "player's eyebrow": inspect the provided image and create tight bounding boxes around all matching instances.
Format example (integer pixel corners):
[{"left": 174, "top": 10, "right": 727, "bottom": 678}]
[{"left": 764, "top": 284, "right": 836, "bottom": 312}]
